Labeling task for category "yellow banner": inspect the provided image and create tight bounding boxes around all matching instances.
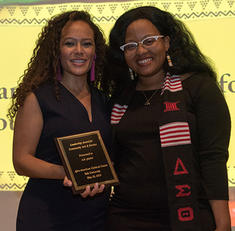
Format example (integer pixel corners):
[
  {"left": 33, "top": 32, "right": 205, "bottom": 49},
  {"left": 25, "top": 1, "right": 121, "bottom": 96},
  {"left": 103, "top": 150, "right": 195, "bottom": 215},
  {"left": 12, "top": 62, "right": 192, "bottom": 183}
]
[{"left": 0, "top": 0, "right": 235, "bottom": 191}]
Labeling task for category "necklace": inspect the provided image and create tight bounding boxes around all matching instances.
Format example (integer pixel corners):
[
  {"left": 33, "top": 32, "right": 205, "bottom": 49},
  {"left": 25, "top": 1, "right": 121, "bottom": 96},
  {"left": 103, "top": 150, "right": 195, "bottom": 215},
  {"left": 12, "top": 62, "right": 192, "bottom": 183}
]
[{"left": 142, "top": 89, "right": 159, "bottom": 106}]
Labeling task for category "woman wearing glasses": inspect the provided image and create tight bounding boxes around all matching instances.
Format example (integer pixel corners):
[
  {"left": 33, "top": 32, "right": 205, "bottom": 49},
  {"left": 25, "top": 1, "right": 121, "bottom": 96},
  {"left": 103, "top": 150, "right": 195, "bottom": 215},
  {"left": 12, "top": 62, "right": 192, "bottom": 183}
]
[{"left": 103, "top": 6, "right": 231, "bottom": 231}]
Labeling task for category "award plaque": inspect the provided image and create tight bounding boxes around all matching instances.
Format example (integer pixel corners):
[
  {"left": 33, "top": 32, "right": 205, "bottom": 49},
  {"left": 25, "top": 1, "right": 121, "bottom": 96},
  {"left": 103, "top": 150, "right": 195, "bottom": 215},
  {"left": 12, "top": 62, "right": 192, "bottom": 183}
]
[{"left": 55, "top": 130, "right": 119, "bottom": 194}]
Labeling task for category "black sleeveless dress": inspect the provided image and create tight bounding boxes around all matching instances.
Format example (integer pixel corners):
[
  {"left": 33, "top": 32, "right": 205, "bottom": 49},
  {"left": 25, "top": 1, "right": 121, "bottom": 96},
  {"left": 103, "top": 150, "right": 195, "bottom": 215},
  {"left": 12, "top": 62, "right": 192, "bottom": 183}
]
[{"left": 16, "top": 82, "right": 112, "bottom": 231}]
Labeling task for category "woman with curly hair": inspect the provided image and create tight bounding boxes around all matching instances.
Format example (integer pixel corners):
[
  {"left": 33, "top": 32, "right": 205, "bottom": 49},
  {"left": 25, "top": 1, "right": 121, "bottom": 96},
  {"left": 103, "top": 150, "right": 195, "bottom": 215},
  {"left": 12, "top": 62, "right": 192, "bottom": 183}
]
[
  {"left": 103, "top": 6, "right": 231, "bottom": 231},
  {"left": 8, "top": 10, "right": 111, "bottom": 231}
]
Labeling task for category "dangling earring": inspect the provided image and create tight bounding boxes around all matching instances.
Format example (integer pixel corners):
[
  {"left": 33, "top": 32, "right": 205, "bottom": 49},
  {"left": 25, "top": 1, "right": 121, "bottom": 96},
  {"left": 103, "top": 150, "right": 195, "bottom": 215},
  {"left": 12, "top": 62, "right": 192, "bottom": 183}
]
[
  {"left": 56, "top": 62, "right": 62, "bottom": 81},
  {"left": 90, "top": 54, "right": 96, "bottom": 82},
  {"left": 166, "top": 53, "right": 173, "bottom": 67},
  {"left": 129, "top": 68, "right": 134, "bottom": 80}
]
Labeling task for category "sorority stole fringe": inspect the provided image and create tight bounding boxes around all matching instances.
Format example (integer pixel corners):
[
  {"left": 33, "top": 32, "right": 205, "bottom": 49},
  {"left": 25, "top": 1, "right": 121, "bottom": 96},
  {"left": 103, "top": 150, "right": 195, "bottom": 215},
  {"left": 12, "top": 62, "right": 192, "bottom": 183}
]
[{"left": 111, "top": 73, "right": 201, "bottom": 231}]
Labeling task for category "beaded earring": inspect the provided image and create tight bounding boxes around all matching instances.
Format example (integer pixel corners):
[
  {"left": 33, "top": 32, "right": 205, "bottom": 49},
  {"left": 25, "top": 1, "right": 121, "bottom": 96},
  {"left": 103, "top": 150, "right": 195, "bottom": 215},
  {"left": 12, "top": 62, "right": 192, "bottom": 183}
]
[
  {"left": 90, "top": 54, "right": 96, "bottom": 82},
  {"left": 166, "top": 53, "right": 173, "bottom": 67},
  {"left": 129, "top": 68, "right": 134, "bottom": 80}
]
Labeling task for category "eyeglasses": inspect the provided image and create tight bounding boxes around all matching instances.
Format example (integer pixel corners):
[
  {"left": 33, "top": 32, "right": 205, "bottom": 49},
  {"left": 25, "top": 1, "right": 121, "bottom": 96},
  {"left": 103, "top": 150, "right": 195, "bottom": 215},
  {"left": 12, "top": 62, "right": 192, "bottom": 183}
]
[{"left": 120, "top": 35, "right": 164, "bottom": 52}]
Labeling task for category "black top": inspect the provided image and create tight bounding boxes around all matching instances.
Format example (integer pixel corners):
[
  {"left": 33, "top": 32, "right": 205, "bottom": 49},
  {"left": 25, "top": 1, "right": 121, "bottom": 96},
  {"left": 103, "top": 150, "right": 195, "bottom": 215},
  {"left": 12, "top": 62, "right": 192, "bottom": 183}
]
[
  {"left": 111, "top": 74, "right": 230, "bottom": 212},
  {"left": 16, "top": 82, "right": 112, "bottom": 231}
]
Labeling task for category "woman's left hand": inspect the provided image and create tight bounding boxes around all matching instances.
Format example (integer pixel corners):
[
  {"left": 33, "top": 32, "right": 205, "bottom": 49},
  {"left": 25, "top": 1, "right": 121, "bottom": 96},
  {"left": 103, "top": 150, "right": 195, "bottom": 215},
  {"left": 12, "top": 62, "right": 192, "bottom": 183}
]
[
  {"left": 63, "top": 176, "right": 105, "bottom": 198},
  {"left": 80, "top": 183, "right": 105, "bottom": 198}
]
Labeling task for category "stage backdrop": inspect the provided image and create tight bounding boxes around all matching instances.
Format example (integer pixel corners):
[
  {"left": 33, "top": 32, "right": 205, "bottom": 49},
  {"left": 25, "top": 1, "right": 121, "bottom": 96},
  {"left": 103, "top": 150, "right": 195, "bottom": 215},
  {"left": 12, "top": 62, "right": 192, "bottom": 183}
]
[{"left": 0, "top": 0, "right": 235, "bottom": 224}]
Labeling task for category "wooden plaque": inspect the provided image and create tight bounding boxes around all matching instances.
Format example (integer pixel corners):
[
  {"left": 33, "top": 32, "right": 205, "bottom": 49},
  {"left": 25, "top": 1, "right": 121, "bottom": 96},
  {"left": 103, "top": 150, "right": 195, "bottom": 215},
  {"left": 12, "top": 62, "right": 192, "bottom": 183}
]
[{"left": 55, "top": 130, "right": 119, "bottom": 194}]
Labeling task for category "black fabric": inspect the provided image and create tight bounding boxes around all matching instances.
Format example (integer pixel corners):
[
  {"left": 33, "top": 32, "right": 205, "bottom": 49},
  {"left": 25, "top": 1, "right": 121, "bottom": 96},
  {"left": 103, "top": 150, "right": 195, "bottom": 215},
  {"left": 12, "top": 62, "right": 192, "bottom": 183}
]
[
  {"left": 108, "top": 73, "right": 230, "bottom": 231},
  {"left": 16, "top": 82, "right": 112, "bottom": 231},
  {"left": 111, "top": 89, "right": 168, "bottom": 209},
  {"left": 105, "top": 206, "right": 171, "bottom": 231},
  {"left": 105, "top": 203, "right": 215, "bottom": 231}
]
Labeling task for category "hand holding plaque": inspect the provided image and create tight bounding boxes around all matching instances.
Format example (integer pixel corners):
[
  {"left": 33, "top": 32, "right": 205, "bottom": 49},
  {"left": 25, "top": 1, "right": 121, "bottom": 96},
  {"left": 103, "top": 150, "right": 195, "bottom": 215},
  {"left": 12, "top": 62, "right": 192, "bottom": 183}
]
[{"left": 55, "top": 130, "right": 119, "bottom": 194}]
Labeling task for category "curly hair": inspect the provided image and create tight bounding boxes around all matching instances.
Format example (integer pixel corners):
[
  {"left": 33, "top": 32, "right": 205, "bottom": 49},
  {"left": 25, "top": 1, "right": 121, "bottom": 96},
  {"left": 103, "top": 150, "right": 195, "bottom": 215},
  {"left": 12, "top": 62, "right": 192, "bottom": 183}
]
[
  {"left": 8, "top": 10, "right": 106, "bottom": 120},
  {"left": 102, "top": 6, "right": 217, "bottom": 96}
]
